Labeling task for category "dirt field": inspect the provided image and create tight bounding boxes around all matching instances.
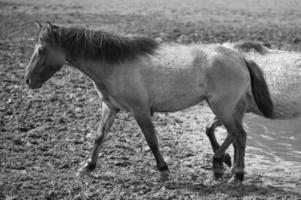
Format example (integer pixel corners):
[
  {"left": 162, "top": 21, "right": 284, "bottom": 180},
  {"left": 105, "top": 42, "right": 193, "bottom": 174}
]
[{"left": 1, "top": 0, "right": 301, "bottom": 199}]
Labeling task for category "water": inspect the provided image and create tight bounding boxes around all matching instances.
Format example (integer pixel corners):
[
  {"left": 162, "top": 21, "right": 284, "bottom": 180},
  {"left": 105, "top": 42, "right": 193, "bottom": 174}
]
[
  {"left": 216, "top": 115, "right": 301, "bottom": 177},
  {"left": 246, "top": 115, "right": 301, "bottom": 163}
]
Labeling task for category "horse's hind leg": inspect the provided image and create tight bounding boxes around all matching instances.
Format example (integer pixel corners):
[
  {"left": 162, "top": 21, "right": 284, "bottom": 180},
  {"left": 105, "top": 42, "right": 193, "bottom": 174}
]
[
  {"left": 226, "top": 119, "right": 247, "bottom": 184},
  {"left": 205, "top": 118, "right": 221, "bottom": 152},
  {"left": 78, "top": 102, "right": 117, "bottom": 176},
  {"left": 213, "top": 120, "right": 246, "bottom": 183},
  {"left": 205, "top": 118, "right": 232, "bottom": 167},
  {"left": 133, "top": 110, "right": 169, "bottom": 180},
  {"left": 211, "top": 133, "right": 234, "bottom": 179},
  {"left": 207, "top": 95, "right": 247, "bottom": 182},
  {"left": 228, "top": 98, "right": 247, "bottom": 182}
]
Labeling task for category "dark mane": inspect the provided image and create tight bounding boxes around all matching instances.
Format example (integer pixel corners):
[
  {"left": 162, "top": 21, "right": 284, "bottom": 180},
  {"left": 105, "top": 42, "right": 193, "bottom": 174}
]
[{"left": 41, "top": 25, "right": 159, "bottom": 64}]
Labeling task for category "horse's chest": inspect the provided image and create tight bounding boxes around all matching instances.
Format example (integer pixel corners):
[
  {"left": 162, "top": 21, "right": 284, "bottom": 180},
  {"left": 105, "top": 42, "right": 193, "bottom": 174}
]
[
  {"left": 106, "top": 96, "right": 128, "bottom": 110},
  {"left": 93, "top": 82, "right": 130, "bottom": 111}
]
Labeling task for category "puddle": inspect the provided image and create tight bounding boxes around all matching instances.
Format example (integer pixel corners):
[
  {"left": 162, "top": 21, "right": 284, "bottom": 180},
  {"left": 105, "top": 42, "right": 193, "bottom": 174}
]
[
  {"left": 215, "top": 115, "right": 301, "bottom": 177},
  {"left": 246, "top": 115, "right": 301, "bottom": 162}
]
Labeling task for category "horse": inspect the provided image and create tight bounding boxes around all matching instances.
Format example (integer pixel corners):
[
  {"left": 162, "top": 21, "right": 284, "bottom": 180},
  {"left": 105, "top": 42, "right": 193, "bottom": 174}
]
[{"left": 25, "top": 22, "right": 274, "bottom": 184}]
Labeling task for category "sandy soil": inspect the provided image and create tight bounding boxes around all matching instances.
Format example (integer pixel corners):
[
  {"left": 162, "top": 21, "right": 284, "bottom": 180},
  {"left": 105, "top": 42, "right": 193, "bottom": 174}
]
[{"left": 1, "top": 0, "right": 301, "bottom": 199}]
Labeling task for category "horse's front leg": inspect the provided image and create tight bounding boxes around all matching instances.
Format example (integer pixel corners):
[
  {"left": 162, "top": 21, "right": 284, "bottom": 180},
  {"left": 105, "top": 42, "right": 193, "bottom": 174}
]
[
  {"left": 228, "top": 126, "right": 247, "bottom": 184},
  {"left": 78, "top": 102, "right": 117, "bottom": 176},
  {"left": 133, "top": 111, "right": 169, "bottom": 180}
]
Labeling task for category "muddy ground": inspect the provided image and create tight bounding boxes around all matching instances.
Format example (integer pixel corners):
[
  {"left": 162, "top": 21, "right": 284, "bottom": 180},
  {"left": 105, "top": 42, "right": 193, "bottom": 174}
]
[{"left": 1, "top": 0, "right": 301, "bottom": 199}]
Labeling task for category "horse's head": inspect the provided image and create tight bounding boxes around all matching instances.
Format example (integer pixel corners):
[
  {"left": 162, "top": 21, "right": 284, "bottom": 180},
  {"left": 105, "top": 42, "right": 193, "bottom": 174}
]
[{"left": 25, "top": 22, "right": 65, "bottom": 89}]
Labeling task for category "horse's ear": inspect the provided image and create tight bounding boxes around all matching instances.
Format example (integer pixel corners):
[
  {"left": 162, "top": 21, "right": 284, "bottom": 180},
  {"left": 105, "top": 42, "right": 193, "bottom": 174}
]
[{"left": 35, "top": 21, "right": 42, "bottom": 29}]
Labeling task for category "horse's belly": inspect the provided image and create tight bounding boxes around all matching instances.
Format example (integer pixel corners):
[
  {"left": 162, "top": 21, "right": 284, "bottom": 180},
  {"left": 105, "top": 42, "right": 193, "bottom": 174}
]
[
  {"left": 151, "top": 94, "right": 206, "bottom": 112},
  {"left": 150, "top": 78, "right": 207, "bottom": 112},
  {"left": 146, "top": 68, "right": 207, "bottom": 112}
]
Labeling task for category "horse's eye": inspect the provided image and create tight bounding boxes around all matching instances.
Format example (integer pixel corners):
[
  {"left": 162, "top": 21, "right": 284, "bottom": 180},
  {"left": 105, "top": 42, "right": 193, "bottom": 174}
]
[{"left": 38, "top": 47, "right": 46, "bottom": 54}]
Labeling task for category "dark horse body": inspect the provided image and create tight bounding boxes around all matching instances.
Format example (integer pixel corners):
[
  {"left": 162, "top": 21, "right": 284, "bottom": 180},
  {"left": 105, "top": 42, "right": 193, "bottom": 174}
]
[{"left": 25, "top": 23, "right": 274, "bottom": 183}]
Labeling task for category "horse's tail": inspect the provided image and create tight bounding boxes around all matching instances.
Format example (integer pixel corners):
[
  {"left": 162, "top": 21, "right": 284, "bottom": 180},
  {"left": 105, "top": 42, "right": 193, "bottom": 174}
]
[{"left": 245, "top": 59, "right": 274, "bottom": 118}]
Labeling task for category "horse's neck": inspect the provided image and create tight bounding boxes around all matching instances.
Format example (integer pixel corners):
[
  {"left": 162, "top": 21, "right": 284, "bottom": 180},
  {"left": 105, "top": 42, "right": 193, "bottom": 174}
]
[{"left": 66, "top": 55, "right": 109, "bottom": 83}]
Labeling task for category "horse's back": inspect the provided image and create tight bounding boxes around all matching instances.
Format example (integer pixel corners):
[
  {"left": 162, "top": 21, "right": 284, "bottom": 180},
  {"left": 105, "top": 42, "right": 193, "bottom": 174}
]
[
  {"left": 144, "top": 44, "right": 210, "bottom": 112},
  {"left": 142, "top": 44, "right": 251, "bottom": 112},
  {"left": 98, "top": 44, "right": 252, "bottom": 114}
]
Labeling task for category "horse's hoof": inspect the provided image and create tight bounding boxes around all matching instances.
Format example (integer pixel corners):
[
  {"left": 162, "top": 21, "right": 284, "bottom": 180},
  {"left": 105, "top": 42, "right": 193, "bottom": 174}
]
[
  {"left": 159, "top": 170, "right": 170, "bottom": 181},
  {"left": 213, "top": 157, "right": 225, "bottom": 179},
  {"left": 212, "top": 165, "right": 226, "bottom": 180},
  {"left": 235, "top": 172, "right": 244, "bottom": 182},
  {"left": 76, "top": 169, "right": 90, "bottom": 177},
  {"left": 228, "top": 175, "right": 243, "bottom": 185},
  {"left": 77, "top": 162, "right": 95, "bottom": 177},
  {"left": 213, "top": 167, "right": 225, "bottom": 179},
  {"left": 228, "top": 171, "right": 244, "bottom": 185},
  {"left": 223, "top": 153, "right": 232, "bottom": 167}
]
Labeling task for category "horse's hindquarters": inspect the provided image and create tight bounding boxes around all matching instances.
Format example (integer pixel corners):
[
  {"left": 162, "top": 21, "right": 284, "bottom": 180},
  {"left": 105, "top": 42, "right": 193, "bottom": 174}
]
[{"left": 206, "top": 51, "right": 251, "bottom": 118}]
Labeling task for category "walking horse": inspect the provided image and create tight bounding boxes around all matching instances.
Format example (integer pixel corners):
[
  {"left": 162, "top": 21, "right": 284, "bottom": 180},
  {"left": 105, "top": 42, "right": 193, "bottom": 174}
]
[{"left": 25, "top": 22, "right": 273, "bottom": 184}]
